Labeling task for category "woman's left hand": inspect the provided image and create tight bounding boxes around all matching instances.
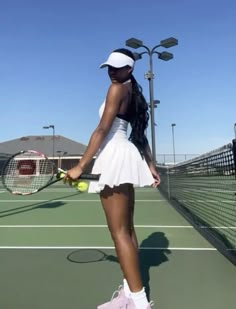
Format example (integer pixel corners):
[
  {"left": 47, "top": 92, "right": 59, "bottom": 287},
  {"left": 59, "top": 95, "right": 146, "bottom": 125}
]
[{"left": 149, "top": 165, "right": 161, "bottom": 188}]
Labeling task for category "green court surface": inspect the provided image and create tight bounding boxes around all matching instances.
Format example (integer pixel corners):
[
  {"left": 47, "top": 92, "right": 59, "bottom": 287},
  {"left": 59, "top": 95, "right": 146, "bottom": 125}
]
[{"left": 0, "top": 186, "right": 235, "bottom": 309}]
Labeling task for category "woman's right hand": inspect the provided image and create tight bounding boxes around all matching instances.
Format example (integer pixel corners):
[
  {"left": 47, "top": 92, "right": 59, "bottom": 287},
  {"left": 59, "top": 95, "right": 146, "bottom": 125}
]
[{"left": 63, "top": 165, "right": 83, "bottom": 184}]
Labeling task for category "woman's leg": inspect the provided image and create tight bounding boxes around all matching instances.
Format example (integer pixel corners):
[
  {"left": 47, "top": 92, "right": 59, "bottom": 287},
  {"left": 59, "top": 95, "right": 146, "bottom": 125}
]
[
  {"left": 100, "top": 183, "right": 142, "bottom": 292},
  {"left": 123, "top": 184, "right": 138, "bottom": 297},
  {"left": 128, "top": 185, "right": 139, "bottom": 251}
]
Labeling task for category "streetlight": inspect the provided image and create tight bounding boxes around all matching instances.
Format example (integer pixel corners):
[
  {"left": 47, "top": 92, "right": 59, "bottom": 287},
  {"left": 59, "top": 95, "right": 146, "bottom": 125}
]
[
  {"left": 171, "top": 123, "right": 176, "bottom": 165},
  {"left": 43, "top": 125, "right": 55, "bottom": 159},
  {"left": 234, "top": 123, "right": 236, "bottom": 139},
  {"left": 126, "top": 37, "right": 178, "bottom": 164}
]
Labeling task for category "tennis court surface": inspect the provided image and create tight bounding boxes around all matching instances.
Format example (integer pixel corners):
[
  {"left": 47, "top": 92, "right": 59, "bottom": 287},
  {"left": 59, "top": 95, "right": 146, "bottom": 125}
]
[{"left": 0, "top": 182, "right": 235, "bottom": 309}]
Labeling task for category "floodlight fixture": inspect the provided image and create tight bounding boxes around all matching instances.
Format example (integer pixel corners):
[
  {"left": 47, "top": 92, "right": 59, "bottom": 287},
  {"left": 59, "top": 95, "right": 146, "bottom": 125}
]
[
  {"left": 148, "top": 100, "right": 160, "bottom": 109},
  {"left": 133, "top": 52, "right": 142, "bottom": 60},
  {"left": 126, "top": 38, "right": 143, "bottom": 49},
  {"left": 160, "top": 37, "right": 178, "bottom": 48},
  {"left": 158, "top": 51, "right": 173, "bottom": 61},
  {"left": 154, "top": 100, "right": 160, "bottom": 106},
  {"left": 43, "top": 125, "right": 54, "bottom": 129}
]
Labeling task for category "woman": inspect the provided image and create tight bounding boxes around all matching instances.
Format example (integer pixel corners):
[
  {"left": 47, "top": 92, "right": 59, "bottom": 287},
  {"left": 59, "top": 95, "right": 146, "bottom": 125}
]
[{"left": 65, "top": 48, "right": 160, "bottom": 309}]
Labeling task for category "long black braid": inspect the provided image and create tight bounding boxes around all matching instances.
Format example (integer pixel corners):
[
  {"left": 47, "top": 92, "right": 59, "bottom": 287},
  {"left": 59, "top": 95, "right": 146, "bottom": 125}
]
[
  {"left": 112, "top": 48, "right": 150, "bottom": 155},
  {"left": 128, "top": 74, "right": 149, "bottom": 155}
]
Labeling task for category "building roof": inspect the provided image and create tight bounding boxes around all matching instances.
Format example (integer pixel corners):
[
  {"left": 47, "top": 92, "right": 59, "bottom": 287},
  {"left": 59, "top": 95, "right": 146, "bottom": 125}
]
[{"left": 0, "top": 135, "right": 87, "bottom": 158}]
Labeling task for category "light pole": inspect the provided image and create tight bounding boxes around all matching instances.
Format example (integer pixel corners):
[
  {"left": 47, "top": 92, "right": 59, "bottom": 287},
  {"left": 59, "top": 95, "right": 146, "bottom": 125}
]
[
  {"left": 56, "top": 150, "right": 63, "bottom": 169},
  {"left": 171, "top": 123, "right": 176, "bottom": 165},
  {"left": 56, "top": 151, "right": 68, "bottom": 169},
  {"left": 43, "top": 125, "right": 55, "bottom": 159},
  {"left": 126, "top": 37, "right": 178, "bottom": 164},
  {"left": 234, "top": 123, "right": 236, "bottom": 139}
]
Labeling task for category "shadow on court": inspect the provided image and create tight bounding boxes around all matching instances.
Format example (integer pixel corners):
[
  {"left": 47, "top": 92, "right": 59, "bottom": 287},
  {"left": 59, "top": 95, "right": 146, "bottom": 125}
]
[
  {"left": 66, "top": 231, "right": 171, "bottom": 300},
  {"left": 139, "top": 232, "right": 171, "bottom": 300},
  {"left": 0, "top": 192, "right": 79, "bottom": 218}
]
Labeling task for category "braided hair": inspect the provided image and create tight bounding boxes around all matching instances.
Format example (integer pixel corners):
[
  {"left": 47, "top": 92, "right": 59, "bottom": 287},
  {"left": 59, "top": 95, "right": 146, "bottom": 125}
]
[
  {"left": 129, "top": 74, "right": 149, "bottom": 154},
  {"left": 113, "top": 48, "right": 150, "bottom": 155}
]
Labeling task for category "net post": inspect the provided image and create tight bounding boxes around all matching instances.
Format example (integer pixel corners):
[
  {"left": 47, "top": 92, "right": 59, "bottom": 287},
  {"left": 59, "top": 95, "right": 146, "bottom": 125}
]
[{"left": 167, "top": 166, "right": 171, "bottom": 199}]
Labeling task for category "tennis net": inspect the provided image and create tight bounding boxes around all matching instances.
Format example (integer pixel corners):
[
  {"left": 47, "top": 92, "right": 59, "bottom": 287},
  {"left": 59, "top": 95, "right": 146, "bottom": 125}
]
[{"left": 157, "top": 140, "right": 236, "bottom": 262}]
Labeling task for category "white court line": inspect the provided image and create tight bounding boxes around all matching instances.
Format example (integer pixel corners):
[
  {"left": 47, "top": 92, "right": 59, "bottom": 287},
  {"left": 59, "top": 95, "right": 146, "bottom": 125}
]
[
  {"left": 0, "top": 225, "right": 235, "bottom": 229},
  {"left": 1, "top": 199, "right": 234, "bottom": 203},
  {"left": 0, "top": 199, "right": 165, "bottom": 203},
  {"left": 179, "top": 199, "right": 235, "bottom": 203},
  {"left": 0, "top": 246, "right": 224, "bottom": 251},
  {"left": 0, "top": 188, "right": 156, "bottom": 193}
]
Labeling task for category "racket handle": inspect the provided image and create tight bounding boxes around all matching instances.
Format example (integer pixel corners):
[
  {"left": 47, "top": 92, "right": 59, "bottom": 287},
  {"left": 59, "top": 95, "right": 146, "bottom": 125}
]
[
  {"left": 80, "top": 173, "right": 100, "bottom": 180},
  {"left": 57, "top": 169, "right": 100, "bottom": 181}
]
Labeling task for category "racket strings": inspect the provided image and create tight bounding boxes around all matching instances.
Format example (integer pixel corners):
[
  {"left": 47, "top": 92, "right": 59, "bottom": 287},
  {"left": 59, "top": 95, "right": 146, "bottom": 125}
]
[{"left": 3, "top": 151, "right": 54, "bottom": 194}]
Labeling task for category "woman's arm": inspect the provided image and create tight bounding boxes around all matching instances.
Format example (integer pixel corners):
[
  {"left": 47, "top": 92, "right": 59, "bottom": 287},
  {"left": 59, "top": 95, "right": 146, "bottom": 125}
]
[
  {"left": 143, "top": 139, "right": 154, "bottom": 167},
  {"left": 143, "top": 137, "right": 161, "bottom": 187}
]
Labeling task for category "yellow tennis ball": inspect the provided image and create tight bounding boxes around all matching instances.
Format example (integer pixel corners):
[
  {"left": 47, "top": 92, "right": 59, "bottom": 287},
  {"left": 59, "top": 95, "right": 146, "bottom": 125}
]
[
  {"left": 75, "top": 181, "right": 88, "bottom": 192},
  {"left": 57, "top": 172, "right": 65, "bottom": 179}
]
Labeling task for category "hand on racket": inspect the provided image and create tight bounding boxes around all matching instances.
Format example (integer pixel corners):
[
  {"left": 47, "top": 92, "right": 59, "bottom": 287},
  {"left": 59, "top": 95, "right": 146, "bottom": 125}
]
[
  {"left": 1, "top": 150, "right": 100, "bottom": 195},
  {"left": 57, "top": 168, "right": 89, "bottom": 193},
  {"left": 63, "top": 164, "right": 83, "bottom": 184}
]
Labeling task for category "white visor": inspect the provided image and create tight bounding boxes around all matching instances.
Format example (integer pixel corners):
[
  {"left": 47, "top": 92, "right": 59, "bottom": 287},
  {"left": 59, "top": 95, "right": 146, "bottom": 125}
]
[{"left": 100, "top": 52, "right": 135, "bottom": 68}]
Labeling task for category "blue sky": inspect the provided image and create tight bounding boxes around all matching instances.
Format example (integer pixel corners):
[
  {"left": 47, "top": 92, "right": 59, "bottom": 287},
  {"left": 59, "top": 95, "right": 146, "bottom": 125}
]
[{"left": 1, "top": 0, "right": 236, "bottom": 161}]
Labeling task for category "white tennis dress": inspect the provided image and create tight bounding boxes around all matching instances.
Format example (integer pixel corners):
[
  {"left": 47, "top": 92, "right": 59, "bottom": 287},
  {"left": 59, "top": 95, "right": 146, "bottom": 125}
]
[{"left": 88, "top": 101, "right": 154, "bottom": 193}]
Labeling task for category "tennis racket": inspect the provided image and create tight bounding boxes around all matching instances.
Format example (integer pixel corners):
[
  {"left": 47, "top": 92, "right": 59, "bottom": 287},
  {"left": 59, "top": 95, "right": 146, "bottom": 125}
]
[
  {"left": 1, "top": 150, "right": 100, "bottom": 195},
  {"left": 67, "top": 249, "right": 118, "bottom": 264}
]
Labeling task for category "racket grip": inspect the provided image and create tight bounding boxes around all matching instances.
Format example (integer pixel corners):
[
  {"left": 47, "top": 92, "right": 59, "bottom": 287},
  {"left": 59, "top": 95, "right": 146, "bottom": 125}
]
[
  {"left": 80, "top": 173, "right": 100, "bottom": 180},
  {"left": 56, "top": 169, "right": 100, "bottom": 181}
]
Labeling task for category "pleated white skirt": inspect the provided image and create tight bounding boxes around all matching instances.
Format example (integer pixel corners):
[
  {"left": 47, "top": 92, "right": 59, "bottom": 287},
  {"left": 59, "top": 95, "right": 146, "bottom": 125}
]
[{"left": 88, "top": 117, "right": 154, "bottom": 193}]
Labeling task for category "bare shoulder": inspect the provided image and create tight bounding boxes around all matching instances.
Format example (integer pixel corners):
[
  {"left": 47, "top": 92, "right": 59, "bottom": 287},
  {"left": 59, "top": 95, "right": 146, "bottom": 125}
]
[
  {"left": 107, "top": 82, "right": 129, "bottom": 99},
  {"left": 104, "top": 82, "right": 131, "bottom": 115},
  {"left": 108, "top": 82, "right": 127, "bottom": 92}
]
